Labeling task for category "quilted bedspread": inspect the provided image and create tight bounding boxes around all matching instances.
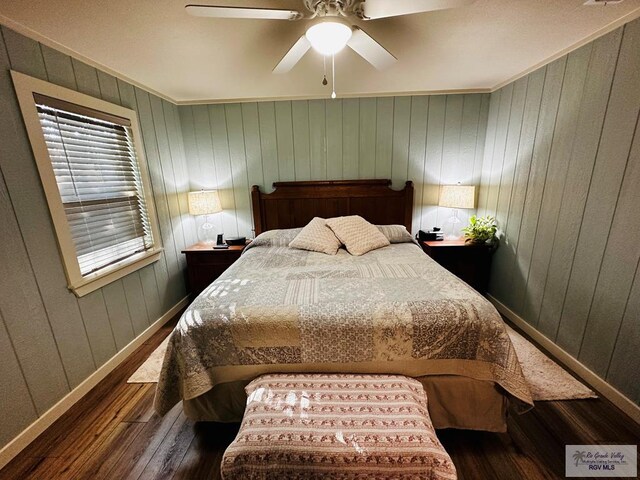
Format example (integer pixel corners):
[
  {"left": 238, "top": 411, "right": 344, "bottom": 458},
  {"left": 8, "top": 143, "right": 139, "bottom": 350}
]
[{"left": 155, "top": 228, "right": 533, "bottom": 415}]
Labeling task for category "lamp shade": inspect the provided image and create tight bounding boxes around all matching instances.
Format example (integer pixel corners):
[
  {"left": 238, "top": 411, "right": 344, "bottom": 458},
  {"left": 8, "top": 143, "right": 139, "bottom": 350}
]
[
  {"left": 439, "top": 185, "right": 476, "bottom": 209},
  {"left": 188, "top": 190, "right": 222, "bottom": 215}
]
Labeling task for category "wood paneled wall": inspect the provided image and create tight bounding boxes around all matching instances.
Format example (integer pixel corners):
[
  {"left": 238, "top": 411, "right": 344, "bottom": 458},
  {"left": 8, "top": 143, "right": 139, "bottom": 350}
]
[
  {"left": 480, "top": 18, "right": 640, "bottom": 404},
  {"left": 0, "top": 25, "right": 195, "bottom": 449},
  {"left": 178, "top": 94, "right": 490, "bottom": 238}
]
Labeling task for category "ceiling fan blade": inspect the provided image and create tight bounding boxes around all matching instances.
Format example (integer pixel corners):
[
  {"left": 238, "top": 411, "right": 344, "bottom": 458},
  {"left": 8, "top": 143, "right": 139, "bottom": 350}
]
[
  {"left": 361, "top": 0, "right": 474, "bottom": 20},
  {"left": 273, "top": 36, "right": 311, "bottom": 74},
  {"left": 186, "top": 5, "right": 302, "bottom": 20},
  {"left": 347, "top": 28, "right": 396, "bottom": 70}
]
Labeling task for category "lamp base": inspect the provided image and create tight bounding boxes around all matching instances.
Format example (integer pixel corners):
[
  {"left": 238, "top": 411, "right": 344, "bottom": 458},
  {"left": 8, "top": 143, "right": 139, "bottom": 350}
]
[
  {"left": 444, "top": 209, "right": 463, "bottom": 240},
  {"left": 198, "top": 220, "right": 217, "bottom": 244}
]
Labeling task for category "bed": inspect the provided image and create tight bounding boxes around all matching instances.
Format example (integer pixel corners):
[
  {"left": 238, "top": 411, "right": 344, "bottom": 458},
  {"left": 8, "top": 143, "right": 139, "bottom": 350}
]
[{"left": 155, "top": 180, "right": 532, "bottom": 432}]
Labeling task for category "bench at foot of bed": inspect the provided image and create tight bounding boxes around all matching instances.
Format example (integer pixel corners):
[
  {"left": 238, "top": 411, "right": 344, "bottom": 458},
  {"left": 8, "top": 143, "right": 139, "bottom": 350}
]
[{"left": 220, "top": 373, "right": 457, "bottom": 480}]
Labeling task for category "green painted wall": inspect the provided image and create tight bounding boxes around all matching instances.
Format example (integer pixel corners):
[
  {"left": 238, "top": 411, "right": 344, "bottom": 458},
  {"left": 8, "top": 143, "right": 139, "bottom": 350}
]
[
  {"left": 0, "top": 25, "right": 195, "bottom": 449},
  {"left": 178, "top": 94, "right": 490, "bottom": 238},
  {"left": 480, "top": 18, "right": 640, "bottom": 404}
]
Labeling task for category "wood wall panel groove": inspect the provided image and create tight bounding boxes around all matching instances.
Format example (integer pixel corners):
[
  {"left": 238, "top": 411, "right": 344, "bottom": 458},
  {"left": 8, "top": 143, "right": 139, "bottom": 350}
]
[
  {"left": 477, "top": 90, "right": 500, "bottom": 217},
  {"left": 276, "top": 101, "right": 296, "bottom": 181},
  {"left": 391, "top": 96, "right": 411, "bottom": 189},
  {"left": 496, "top": 78, "right": 528, "bottom": 241},
  {"left": 224, "top": 104, "right": 251, "bottom": 237},
  {"left": 459, "top": 95, "right": 482, "bottom": 187},
  {"left": 210, "top": 104, "right": 239, "bottom": 238},
  {"left": 423, "top": 95, "right": 446, "bottom": 229},
  {"left": 96, "top": 70, "right": 120, "bottom": 105},
  {"left": 606, "top": 260, "right": 640, "bottom": 402},
  {"left": 578, "top": 110, "right": 640, "bottom": 376},
  {"left": 310, "top": 99, "right": 328, "bottom": 180},
  {"left": 0, "top": 309, "right": 38, "bottom": 447},
  {"left": 326, "top": 99, "right": 343, "bottom": 180},
  {"left": 526, "top": 44, "right": 591, "bottom": 333},
  {"left": 77, "top": 290, "right": 118, "bottom": 366},
  {"left": 258, "top": 102, "right": 280, "bottom": 190},
  {"left": 292, "top": 101, "right": 311, "bottom": 180},
  {"left": 122, "top": 275, "right": 150, "bottom": 337},
  {"left": 70, "top": 57, "right": 100, "bottom": 98},
  {"left": 482, "top": 18, "right": 640, "bottom": 406},
  {"left": 342, "top": 98, "right": 359, "bottom": 180},
  {"left": 408, "top": 95, "right": 428, "bottom": 233},
  {"left": 543, "top": 29, "right": 622, "bottom": 343},
  {"left": 40, "top": 44, "right": 77, "bottom": 91},
  {"left": 472, "top": 95, "right": 490, "bottom": 188},
  {"left": 375, "top": 97, "right": 394, "bottom": 180},
  {"left": 489, "top": 77, "right": 529, "bottom": 300},
  {"left": 509, "top": 58, "right": 565, "bottom": 315},
  {"left": 0, "top": 25, "right": 191, "bottom": 454}
]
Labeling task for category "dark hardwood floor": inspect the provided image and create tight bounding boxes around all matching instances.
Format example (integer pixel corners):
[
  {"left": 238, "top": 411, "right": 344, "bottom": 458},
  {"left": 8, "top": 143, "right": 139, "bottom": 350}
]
[{"left": 1, "top": 313, "right": 638, "bottom": 480}]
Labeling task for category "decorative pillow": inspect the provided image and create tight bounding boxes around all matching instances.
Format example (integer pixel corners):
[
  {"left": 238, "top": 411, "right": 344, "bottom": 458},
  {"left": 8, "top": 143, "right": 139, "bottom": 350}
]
[
  {"left": 250, "top": 228, "right": 303, "bottom": 248},
  {"left": 377, "top": 224, "right": 415, "bottom": 243},
  {"left": 325, "top": 215, "right": 390, "bottom": 256},
  {"left": 289, "top": 217, "right": 341, "bottom": 255}
]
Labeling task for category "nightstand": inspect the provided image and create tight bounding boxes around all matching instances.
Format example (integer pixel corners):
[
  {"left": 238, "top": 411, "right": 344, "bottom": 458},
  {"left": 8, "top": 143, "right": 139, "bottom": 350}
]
[
  {"left": 419, "top": 239, "right": 493, "bottom": 294},
  {"left": 182, "top": 242, "right": 248, "bottom": 296}
]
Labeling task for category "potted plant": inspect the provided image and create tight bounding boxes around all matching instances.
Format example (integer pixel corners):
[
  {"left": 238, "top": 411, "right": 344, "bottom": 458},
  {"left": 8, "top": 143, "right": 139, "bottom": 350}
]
[{"left": 461, "top": 215, "right": 498, "bottom": 246}]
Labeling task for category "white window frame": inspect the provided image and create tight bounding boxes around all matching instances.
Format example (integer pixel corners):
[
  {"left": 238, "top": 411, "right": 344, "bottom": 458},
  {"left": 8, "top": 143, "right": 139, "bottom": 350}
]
[{"left": 11, "top": 70, "right": 163, "bottom": 297}]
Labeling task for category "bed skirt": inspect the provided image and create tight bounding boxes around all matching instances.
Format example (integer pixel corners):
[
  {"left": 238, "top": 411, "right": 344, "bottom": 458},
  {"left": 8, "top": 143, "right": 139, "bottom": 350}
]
[{"left": 182, "top": 374, "right": 509, "bottom": 432}]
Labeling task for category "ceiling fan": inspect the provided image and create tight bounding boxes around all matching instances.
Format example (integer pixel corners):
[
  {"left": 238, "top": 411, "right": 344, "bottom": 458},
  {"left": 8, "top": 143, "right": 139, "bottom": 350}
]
[{"left": 186, "top": 0, "right": 474, "bottom": 74}]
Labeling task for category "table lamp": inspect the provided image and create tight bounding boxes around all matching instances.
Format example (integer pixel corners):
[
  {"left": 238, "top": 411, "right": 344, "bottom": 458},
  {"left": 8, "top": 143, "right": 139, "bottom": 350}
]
[
  {"left": 439, "top": 184, "right": 476, "bottom": 239},
  {"left": 188, "top": 190, "right": 222, "bottom": 244}
]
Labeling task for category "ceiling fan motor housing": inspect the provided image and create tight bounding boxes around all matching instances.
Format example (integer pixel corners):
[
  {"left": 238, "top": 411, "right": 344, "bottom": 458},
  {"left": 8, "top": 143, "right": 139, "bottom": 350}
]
[{"left": 303, "top": 0, "right": 362, "bottom": 19}]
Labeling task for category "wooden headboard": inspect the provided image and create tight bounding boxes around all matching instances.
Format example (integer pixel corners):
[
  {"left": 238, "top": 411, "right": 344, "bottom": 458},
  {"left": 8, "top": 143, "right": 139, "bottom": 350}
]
[{"left": 251, "top": 179, "right": 413, "bottom": 235}]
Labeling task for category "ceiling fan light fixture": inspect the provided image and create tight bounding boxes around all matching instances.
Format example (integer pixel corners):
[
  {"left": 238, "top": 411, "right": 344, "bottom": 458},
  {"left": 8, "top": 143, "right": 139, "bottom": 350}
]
[{"left": 305, "top": 20, "right": 352, "bottom": 56}]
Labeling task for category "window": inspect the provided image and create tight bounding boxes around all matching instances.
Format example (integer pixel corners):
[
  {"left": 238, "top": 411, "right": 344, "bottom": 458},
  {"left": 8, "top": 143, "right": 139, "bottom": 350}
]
[
  {"left": 35, "top": 95, "right": 154, "bottom": 275},
  {"left": 12, "top": 71, "right": 162, "bottom": 297}
]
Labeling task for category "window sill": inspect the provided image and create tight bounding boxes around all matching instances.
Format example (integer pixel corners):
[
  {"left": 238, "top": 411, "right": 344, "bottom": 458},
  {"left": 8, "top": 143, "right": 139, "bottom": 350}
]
[{"left": 69, "top": 248, "right": 163, "bottom": 297}]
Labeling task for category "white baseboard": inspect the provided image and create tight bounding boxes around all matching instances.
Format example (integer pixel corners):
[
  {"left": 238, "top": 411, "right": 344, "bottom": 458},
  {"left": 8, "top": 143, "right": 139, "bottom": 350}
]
[
  {"left": 487, "top": 294, "right": 640, "bottom": 425},
  {"left": 0, "top": 296, "right": 189, "bottom": 471}
]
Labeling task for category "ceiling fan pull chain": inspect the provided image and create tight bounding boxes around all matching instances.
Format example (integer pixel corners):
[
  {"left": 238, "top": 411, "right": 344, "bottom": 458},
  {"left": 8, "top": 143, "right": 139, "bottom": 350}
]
[
  {"left": 331, "top": 54, "right": 337, "bottom": 99},
  {"left": 322, "top": 55, "right": 328, "bottom": 86}
]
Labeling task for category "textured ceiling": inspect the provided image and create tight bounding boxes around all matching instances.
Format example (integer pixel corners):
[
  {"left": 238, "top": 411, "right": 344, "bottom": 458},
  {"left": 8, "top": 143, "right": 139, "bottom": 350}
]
[{"left": 1, "top": 0, "right": 639, "bottom": 103}]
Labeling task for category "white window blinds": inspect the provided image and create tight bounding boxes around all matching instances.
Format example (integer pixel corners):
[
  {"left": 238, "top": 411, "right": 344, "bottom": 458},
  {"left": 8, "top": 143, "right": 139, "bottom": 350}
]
[{"left": 35, "top": 94, "right": 154, "bottom": 276}]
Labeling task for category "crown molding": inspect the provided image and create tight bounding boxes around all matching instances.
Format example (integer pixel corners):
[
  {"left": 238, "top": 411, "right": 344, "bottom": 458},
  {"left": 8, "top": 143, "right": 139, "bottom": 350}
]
[
  {"left": 1, "top": 7, "right": 640, "bottom": 108},
  {"left": 0, "top": 13, "right": 176, "bottom": 104},
  {"left": 174, "top": 88, "right": 493, "bottom": 105},
  {"left": 491, "top": 6, "right": 640, "bottom": 92}
]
